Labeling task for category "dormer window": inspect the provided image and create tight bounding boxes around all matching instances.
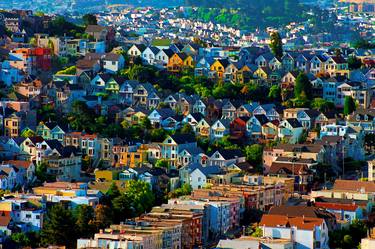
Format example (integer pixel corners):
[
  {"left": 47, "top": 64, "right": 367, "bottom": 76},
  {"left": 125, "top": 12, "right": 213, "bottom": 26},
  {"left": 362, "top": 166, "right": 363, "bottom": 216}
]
[{"left": 356, "top": 115, "right": 360, "bottom": 121}]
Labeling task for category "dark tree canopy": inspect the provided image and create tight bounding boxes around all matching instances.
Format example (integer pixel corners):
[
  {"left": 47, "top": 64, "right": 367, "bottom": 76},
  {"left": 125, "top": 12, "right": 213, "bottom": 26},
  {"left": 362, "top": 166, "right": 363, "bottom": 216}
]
[
  {"left": 270, "top": 32, "right": 283, "bottom": 59},
  {"left": 343, "top": 96, "right": 356, "bottom": 115}
]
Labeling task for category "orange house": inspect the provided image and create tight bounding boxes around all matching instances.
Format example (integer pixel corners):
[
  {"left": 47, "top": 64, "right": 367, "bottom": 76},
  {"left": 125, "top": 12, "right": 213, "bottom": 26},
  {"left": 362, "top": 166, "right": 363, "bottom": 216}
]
[{"left": 167, "top": 52, "right": 193, "bottom": 72}]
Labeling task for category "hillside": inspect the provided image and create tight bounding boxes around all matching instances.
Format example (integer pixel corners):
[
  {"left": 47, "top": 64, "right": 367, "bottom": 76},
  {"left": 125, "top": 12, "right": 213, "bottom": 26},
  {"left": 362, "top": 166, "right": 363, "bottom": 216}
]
[{"left": 183, "top": 0, "right": 308, "bottom": 30}]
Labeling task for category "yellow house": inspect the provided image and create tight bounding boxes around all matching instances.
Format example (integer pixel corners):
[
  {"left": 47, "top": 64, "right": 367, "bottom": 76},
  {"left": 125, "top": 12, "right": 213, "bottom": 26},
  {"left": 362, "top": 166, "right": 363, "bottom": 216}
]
[
  {"left": 253, "top": 67, "right": 269, "bottom": 80},
  {"left": 183, "top": 55, "right": 194, "bottom": 69},
  {"left": 236, "top": 64, "right": 253, "bottom": 84},
  {"left": 131, "top": 111, "right": 147, "bottom": 125},
  {"left": 196, "top": 119, "right": 210, "bottom": 138},
  {"left": 167, "top": 53, "right": 187, "bottom": 72},
  {"left": 113, "top": 144, "right": 148, "bottom": 167},
  {"left": 95, "top": 169, "right": 120, "bottom": 181},
  {"left": 210, "top": 59, "right": 230, "bottom": 79},
  {"left": 4, "top": 114, "right": 21, "bottom": 137}
]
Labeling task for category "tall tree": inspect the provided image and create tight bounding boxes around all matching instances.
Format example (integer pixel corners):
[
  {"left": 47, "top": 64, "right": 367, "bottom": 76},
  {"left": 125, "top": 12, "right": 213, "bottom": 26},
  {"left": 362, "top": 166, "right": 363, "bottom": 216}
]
[
  {"left": 74, "top": 205, "right": 96, "bottom": 239},
  {"left": 343, "top": 96, "right": 356, "bottom": 115},
  {"left": 294, "top": 72, "right": 312, "bottom": 99},
  {"left": 41, "top": 204, "right": 77, "bottom": 249},
  {"left": 270, "top": 32, "right": 283, "bottom": 59},
  {"left": 94, "top": 204, "right": 113, "bottom": 230},
  {"left": 244, "top": 144, "right": 263, "bottom": 172},
  {"left": 82, "top": 14, "right": 98, "bottom": 26}
]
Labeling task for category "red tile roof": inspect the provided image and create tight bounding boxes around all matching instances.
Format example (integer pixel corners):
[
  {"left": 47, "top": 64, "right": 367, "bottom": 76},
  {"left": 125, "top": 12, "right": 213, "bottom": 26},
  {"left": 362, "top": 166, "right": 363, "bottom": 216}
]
[
  {"left": 4, "top": 160, "right": 32, "bottom": 169},
  {"left": 314, "top": 202, "right": 359, "bottom": 212},
  {"left": 260, "top": 214, "right": 324, "bottom": 230}
]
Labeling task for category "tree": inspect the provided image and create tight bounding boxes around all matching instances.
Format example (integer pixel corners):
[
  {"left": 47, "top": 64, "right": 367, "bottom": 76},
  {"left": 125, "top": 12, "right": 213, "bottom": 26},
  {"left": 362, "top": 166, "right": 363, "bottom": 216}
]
[
  {"left": 268, "top": 85, "right": 281, "bottom": 101},
  {"left": 29, "top": 37, "right": 37, "bottom": 47},
  {"left": 251, "top": 227, "right": 263, "bottom": 237},
  {"left": 270, "top": 32, "right": 283, "bottom": 59},
  {"left": 56, "top": 66, "right": 76, "bottom": 75},
  {"left": 41, "top": 204, "right": 77, "bottom": 249},
  {"left": 112, "top": 180, "right": 155, "bottom": 222},
  {"left": 180, "top": 123, "right": 194, "bottom": 135},
  {"left": 107, "top": 182, "right": 121, "bottom": 200},
  {"left": 82, "top": 14, "right": 98, "bottom": 26},
  {"left": 244, "top": 144, "right": 263, "bottom": 172},
  {"left": 36, "top": 162, "right": 49, "bottom": 182},
  {"left": 311, "top": 98, "right": 335, "bottom": 112},
  {"left": 94, "top": 204, "right": 113, "bottom": 229},
  {"left": 348, "top": 56, "right": 362, "bottom": 70},
  {"left": 10, "top": 233, "right": 31, "bottom": 247},
  {"left": 344, "top": 96, "right": 356, "bottom": 115},
  {"left": 168, "top": 183, "right": 192, "bottom": 198},
  {"left": 294, "top": 72, "right": 312, "bottom": 99},
  {"left": 155, "top": 159, "right": 169, "bottom": 169},
  {"left": 74, "top": 205, "right": 96, "bottom": 238}
]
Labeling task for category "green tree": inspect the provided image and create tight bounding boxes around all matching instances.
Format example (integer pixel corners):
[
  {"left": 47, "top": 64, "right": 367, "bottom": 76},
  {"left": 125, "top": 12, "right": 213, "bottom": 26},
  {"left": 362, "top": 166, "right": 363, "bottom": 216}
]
[
  {"left": 251, "top": 227, "right": 263, "bottom": 237},
  {"left": 112, "top": 180, "right": 155, "bottom": 222},
  {"left": 180, "top": 123, "right": 194, "bottom": 135},
  {"left": 41, "top": 204, "right": 77, "bottom": 249},
  {"left": 82, "top": 14, "right": 98, "bottom": 26},
  {"left": 107, "top": 182, "right": 121, "bottom": 200},
  {"left": 168, "top": 184, "right": 192, "bottom": 198},
  {"left": 311, "top": 98, "right": 335, "bottom": 112},
  {"left": 155, "top": 159, "right": 169, "bottom": 169},
  {"left": 348, "top": 56, "right": 362, "bottom": 70},
  {"left": 270, "top": 32, "right": 283, "bottom": 59},
  {"left": 36, "top": 162, "right": 48, "bottom": 182},
  {"left": 344, "top": 96, "right": 356, "bottom": 116},
  {"left": 94, "top": 204, "right": 113, "bottom": 229},
  {"left": 294, "top": 72, "right": 312, "bottom": 99},
  {"left": 29, "top": 37, "right": 37, "bottom": 47},
  {"left": 10, "top": 233, "right": 31, "bottom": 247},
  {"left": 268, "top": 85, "right": 281, "bottom": 101},
  {"left": 74, "top": 205, "right": 96, "bottom": 238},
  {"left": 244, "top": 144, "right": 263, "bottom": 171}
]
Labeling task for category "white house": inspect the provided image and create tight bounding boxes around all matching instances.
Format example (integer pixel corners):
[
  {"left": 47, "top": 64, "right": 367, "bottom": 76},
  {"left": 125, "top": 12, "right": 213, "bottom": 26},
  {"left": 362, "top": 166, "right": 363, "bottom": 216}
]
[
  {"left": 141, "top": 46, "right": 160, "bottom": 65},
  {"left": 260, "top": 214, "right": 329, "bottom": 249},
  {"left": 103, "top": 53, "right": 125, "bottom": 74}
]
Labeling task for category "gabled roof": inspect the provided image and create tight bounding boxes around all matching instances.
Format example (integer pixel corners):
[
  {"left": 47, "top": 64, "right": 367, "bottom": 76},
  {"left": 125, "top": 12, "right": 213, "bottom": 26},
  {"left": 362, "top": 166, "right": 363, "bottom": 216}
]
[
  {"left": 161, "top": 48, "right": 174, "bottom": 57},
  {"left": 211, "top": 149, "right": 244, "bottom": 160},
  {"left": 269, "top": 162, "right": 310, "bottom": 175},
  {"left": 253, "top": 115, "right": 269, "bottom": 125},
  {"left": 260, "top": 214, "right": 324, "bottom": 230},
  {"left": 333, "top": 180, "right": 375, "bottom": 193},
  {"left": 269, "top": 206, "right": 335, "bottom": 220},
  {"left": 284, "top": 118, "right": 302, "bottom": 128},
  {"left": 3, "top": 160, "right": 32, "bottom": 169},
  {"left": 170, "top": 134, "right": 196, "bottom": 144}
]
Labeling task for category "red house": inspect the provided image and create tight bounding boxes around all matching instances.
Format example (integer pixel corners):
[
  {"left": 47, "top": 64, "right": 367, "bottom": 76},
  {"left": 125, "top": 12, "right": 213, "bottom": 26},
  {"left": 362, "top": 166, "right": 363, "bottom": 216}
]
[
  {"left": 230, "top": 116, "right": 250, "bottom": 138},
  {"left": 34, "top": 47, "right": 52, "bottom": 71}
]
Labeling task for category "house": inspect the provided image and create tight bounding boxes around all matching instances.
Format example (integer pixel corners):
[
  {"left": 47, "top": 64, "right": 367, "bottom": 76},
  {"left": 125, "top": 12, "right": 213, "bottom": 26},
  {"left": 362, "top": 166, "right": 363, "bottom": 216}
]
[
  {"left": 0, "top": 166, "right": 17, "bottom": 190},
  {"left": 167, "top": 53, "right": 192, "bottom": 72},
  {"left": 182, "top": 113, "right": 205, "bottom": 132},
  {"left": 278, "top": 118, "right": 303, "bottom": 144},
  {"left": 269, "top": 161, "right": 314, "bottom": 192},
  {"left": 261, "top": 120, "right": 279, "bottom": 141},
  {"left": 161, "top": 134, "right": 197, "bottom": 167},
  {"left": 127, "top": 44, "right": 146, "bottom": 57},
  {"left": 210, "top": 119, "right": 231, "bottom": 140},
  {"left": 269, "top": 205, "right": 337, "bottom": 231},
  {"left": 148, "top": 108, "right": 176, "bottom": 127},
  {"left": 179, "top": 163, "right": 223, "bottom": 190},
  {"left": 208, "top": 149, "right": 246, "bottom": 167},
  {"left": 347, "top": 109, "right": 375, "bottom": 134},
  {"left": 155, "top": 48, "right": 174, "bottom": 68},
  {"left": 36, "top": 122, "right": 68, "bottom": 142},
  {"left": 247, "top": 115, "right": 269, "bottom": 138},
  {"left": 0, "top": 61, "right": 24, "bottom": 87},
  {"left": 230, "top": 116, "right": 251, "bottom": 138},
  {"left": 133, "top": 83, "right": 157, "bottom": 107},
  {"left": 260, "top": 214, "right": 329, "bottom": 249},
  {"left": 177, "top": 147, "right": 205, "bottom": 168},
  {"left": 196, "top": 118, "right": 211, "bottom": 138},
  {"left": 253, "top": 104, "right": 281, "bottom": 121},
  {"left": 210, "top": 59, "right": 230, "bottom": 80},
  {"left": 141, "top": 46, "right": 160, "bottom": 65},
  {"left": 312, "top": 197, "right": 366, "bottom": 223},
  {"left": 221, "top": 100, "right": 239, "bottom": 120},
  {"left": 297, "top": 109, "right": 321, "bottom": 129},
  {"left": 85, "top": 25, "right": 114, "bottom": 43},
  {"left": 235, "top": 102, "right": 259, "bottom": 118},
  {"left": 103, "top": 53, "right": 125, "bottom": 74},
  {"left": 3, "top": 160, "right": 35, "bottom": 185}
]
